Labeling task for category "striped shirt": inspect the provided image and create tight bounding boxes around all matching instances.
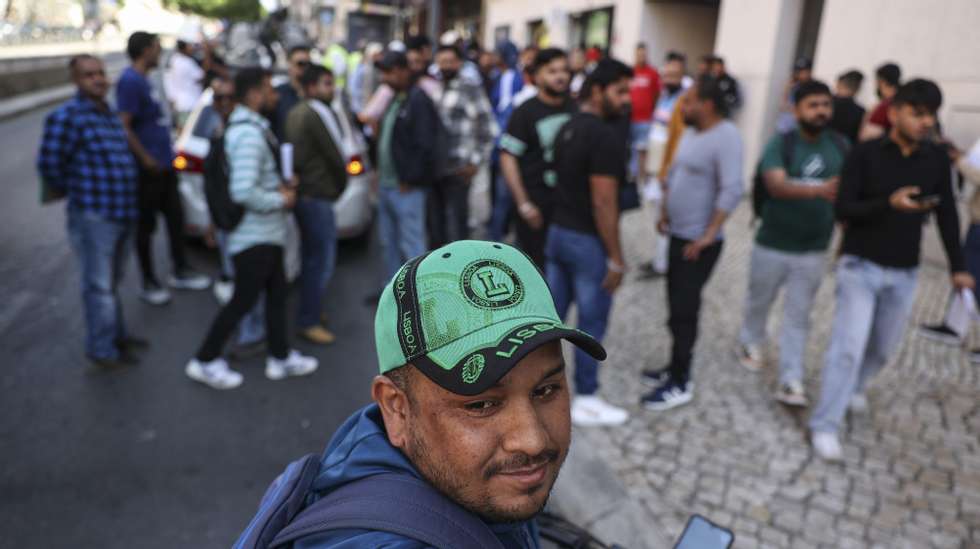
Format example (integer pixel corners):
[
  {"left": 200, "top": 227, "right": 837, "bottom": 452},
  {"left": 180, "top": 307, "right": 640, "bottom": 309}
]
[
  {"left": 225, "top": 105, "right": 287, "bottom": 256},
  {"left": 36, "top": 94, "right": 139, "bottom": 221}
]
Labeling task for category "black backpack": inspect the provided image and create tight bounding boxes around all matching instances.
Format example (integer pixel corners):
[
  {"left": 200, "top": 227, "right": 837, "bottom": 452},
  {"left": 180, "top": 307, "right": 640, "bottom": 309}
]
[
  {"left": 203, "top": 120, "right": 281, "bottom": 231},
  {"left": 751, "top": 129, "right": 850, "bottom": 219}
]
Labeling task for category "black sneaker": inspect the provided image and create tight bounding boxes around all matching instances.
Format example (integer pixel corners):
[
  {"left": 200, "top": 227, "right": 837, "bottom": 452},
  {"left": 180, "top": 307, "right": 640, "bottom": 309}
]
[
  {"left": 917, "top": 323, "right": 961, "bottom": 345},
  {"left": 88, "top": 352, "right": 140, "bottom": 369},
  {"left": 116, "top": 336, "right": 150, "bottom": 354},
  {"left": 636, "top": 263, "right": 666, "bottom": 281},
  {"left": 642, "top": 379, "right": 694, "bottom": 411},
  {"left": 641, "top": 367, "right": 671, "bottom": 387}
]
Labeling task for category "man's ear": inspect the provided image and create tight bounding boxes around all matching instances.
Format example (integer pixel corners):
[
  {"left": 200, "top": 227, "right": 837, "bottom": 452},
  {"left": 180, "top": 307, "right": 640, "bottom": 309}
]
[{"left": 372, "top": 375, "right": 411, "bottom": 449}]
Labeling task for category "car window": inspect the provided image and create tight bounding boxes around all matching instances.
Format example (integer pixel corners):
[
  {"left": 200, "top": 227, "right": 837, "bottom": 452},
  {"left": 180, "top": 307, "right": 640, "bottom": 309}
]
[{"left": 192, "top": 106, "right": 223, "bottom": 139}]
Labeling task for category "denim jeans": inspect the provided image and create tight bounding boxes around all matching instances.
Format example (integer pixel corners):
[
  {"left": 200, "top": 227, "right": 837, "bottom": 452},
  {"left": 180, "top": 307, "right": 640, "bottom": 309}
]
[
  {"left": 810, "top": 255, "right": 918, "bottom": 434},
  {"left": 489, "top": 169, "right": 513, "bottom": 242},
  {"left": 378, "top": 185, "right": 428, "bottom": 283},
  {"left": 545, "top": 225, "right": 612, "bottom": 396},
  {"left": 294, "top": 197, "right": 337, "bottom": 329},
  {"left": 67, "top": 207, "right": 134, "bottom": 360},
  {"left": 739, "top": 245, "right": 826, "bottom": 385},
  {"left": 216, "top": 230, "right": 265, "bottom": 346}
]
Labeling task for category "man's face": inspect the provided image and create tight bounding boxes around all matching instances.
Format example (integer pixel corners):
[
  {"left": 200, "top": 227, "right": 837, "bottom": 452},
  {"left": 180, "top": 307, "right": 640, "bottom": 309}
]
[
  {"left": 519, "top": 48, "right": 537, "bottom": 69},
  {"left": 146, "top": 39, "right": 162, "bottom": 69},
  {"left": 661, "top": 60, "right": 684, "bottom": 93},
  {"left": 289, "top": 50, "right": 311, "bottom": 82},
  {"left": 435, "top": 49, "right": 462, "bottom": 81},
  {"left": 601, "top": 77, "right": 632, "bottom": 118},
  {"left": 681, "top": 88, "right": 704, "bottom": 126},
  {"left": 381, "top": 66, "right": 411, "bottom": 91},
  {"left": 73, "top": 57, "right": 109, "bottom": 101},
  {"left": 259, "top": 76, "right": 278, "bottom": 112},
  {"left": 794, "top": 68, "right": 812, "bottom": 83},
  {"left": 406, "top": 49, "right": 427, "bottom": 76},
  {"left": 378, "top": 342, "right": 571, "bottom": 523},
  {"left": 569, "top": 49, "right": 585, "bottom": 72},
  {"left": 211, "top": 79, "right": 236, "bottom": 119},
  {"left": 536, "top": 57, "right": 570, "bottom": 97},
  {"left": 634, "top": 46, "right": 647, "bottom": 67},
  {"left": 795, "top": 92, "right": 832, "bottom": 133},
  {"left": 308, "top": 73, "right": 335, "bottom": 104},
  {"left": 889, "top": 103, "right": 936, "bottom": 143},
  {"left": 709, "top": 60, "right": 724, "bottom": 77}
]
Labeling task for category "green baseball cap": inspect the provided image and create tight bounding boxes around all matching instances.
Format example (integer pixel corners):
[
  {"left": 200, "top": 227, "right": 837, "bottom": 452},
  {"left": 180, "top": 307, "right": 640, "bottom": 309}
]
[{"left": 375, "top": 240, "right": 606, "bottom": 396}]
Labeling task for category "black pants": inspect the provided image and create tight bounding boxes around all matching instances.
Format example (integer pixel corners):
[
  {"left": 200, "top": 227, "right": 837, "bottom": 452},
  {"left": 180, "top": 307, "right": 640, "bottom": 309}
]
[
  {"left": 514, "top": 189, "right": 554, "bottom": 269},
  {"left": 667, "top": 236, "right": 723, "bottom": 384},
  {"left": 196, "top": 245, "right": 288, "bottom": 361},
  {"left": 426, "top": 174, "right": 470, "bottom": 249},
  {"left": 136, "top": 168, "right": 187, "bottom": 285}
]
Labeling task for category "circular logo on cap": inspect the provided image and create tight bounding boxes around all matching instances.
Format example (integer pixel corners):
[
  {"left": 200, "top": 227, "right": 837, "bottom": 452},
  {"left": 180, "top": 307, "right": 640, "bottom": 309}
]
[
  {"left": 460, "top": 259, "right": 524, "bottom": 310},
  {"left": 461, "top": 353, "right": 486, "bottom": 384}
]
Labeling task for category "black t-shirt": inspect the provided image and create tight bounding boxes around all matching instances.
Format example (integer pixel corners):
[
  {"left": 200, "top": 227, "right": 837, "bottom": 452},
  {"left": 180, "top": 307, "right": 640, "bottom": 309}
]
[
  {"left": 830, "top": 96, "right": 866, "bottom": 144},
  {"left": 500, "top": 96, "right": 576, "bottom": 197},
  {"left": 552, "top": 112, "right": 626, "bottom": 235}
]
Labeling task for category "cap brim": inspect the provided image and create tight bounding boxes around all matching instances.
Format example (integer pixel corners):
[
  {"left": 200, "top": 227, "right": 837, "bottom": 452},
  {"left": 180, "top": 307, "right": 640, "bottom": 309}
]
[{"left": 410, "top": 318, "right": 606, "bottom": 396}]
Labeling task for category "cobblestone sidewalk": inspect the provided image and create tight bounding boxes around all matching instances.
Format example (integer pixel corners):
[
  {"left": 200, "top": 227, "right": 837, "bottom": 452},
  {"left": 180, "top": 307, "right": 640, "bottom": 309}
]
[{"left": 577, "top": 204, "right": 980, "bottom": 549}]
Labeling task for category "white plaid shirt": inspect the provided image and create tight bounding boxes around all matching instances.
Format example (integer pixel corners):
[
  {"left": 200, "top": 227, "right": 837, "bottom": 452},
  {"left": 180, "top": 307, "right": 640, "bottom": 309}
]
[{"left": 437, "top": 76, "right": 498, "bottom": 171}]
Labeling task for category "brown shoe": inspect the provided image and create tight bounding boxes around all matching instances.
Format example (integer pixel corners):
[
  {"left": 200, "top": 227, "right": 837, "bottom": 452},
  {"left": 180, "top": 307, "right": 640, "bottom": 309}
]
[{"left": 301, "top": 325, "right": 336, "bottom": 345}]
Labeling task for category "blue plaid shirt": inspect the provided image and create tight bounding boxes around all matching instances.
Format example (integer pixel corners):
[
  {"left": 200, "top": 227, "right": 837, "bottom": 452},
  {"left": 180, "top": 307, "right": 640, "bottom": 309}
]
[{"left": 37, "top": 94, "right": 139, "bottom": 221}]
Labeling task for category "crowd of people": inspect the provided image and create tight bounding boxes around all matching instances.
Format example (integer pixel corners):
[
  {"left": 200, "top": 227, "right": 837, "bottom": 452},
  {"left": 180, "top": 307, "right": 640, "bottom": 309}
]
[{"left": 36, "top": 26, "right": 980, "bottom": 469}]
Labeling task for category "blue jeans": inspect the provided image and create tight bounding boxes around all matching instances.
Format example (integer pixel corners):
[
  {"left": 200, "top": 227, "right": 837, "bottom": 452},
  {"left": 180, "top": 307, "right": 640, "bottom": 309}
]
[
  {"left": 216, "top": 230, "right": 265, "bottom": 345},
  {"left": 545, "top": 225, "right": 612, "bottom": 395},
  {"left": 489, "top": 169, "right": 513, "bottom": 242},
  {"left": 294, "top": 197, "right": 337, "bottom": 329},
  {"left": 67, "top": 208, "right": 134, "bottom": 360},
  {"left": 810, "top": 255, "right": 918, "bottom": 434},
  {"left": 378, "top": 186, "right": 427, "bottom": 283}
]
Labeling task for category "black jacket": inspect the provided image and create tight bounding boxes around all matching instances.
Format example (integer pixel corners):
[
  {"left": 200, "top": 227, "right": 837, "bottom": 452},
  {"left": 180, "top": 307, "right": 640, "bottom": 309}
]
[{"left": 390, "top": 85, "right": 447, "bottom": 186}]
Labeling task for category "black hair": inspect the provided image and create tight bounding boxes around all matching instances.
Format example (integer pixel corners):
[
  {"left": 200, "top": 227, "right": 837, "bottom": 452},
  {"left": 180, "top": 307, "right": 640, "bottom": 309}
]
[
  {"left": 712, "top": 55, "right": 725, "bottom": 66},
  {"left": 234, "top": 67, "right": 272, "bottom": 101},
  {"left": 700, "top": 54, "right": 715, "bottom": 63},
  {"left": 126, "top": 31, "right": 158, "bottom": 61},
  {"left": 532, "top": 47, "right": 566, "bottom": 73},
  {"left": 837, "top": 69, "right": 864, "bottom": 92},
  {"left": 891, "top": 78, "right": 942, "bottom": 113},
  {"left": 665, "top": 51, "right": 686, "bottom": 64},
  {"left": 385, "top": 365, "right": 417, "bottom": 406},
  {"left": 68, "top": 53, "right": 99, "bottom": 72},
  {"left": 299, "top": 64, "right": 332, "bottom": 89},
  {"left": 287, "top": 45, "right": 311, "bottom": 60},
  {"left": 876, "top": 62, "right": 901, "bottom": 87},
  {"left": 695, "top": 74, "right": 732, "bottom": 117},
  {"left": 435, "top": 44, "right": 462, "bottom": 59},
  {"left": 793, "top": 79, "right": 832, "bottom": 104},
  {"left": 581, "top": 58, "right": 633, "bottom": 98},
  {"left": 405, "top": 34, "right": 432, "bottom": 52},
  {"left": 636, "top": 42, "right": 647, "bottom": 49},
  {"left": 176, "top": 40, "right": 189, "bottom": 52}
]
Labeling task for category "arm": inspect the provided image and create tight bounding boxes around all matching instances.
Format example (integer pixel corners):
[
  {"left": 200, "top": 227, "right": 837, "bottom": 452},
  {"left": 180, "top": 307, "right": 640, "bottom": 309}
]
[
  {"left": 763, "top": 168, "right": 838, "bottom": 201},
  {"left": 405, "top": 92, "right": 438, "bottom": 186},
  {"left": 118, "top": 111, "right": 158, "bottom": 171},
  {"left": 37, "top": 108, "right": 75, "bottom": 191},
  {"left": 684, "top": 129, "right": 742, "bottom": 260},
  {"left": 834, "top": 146, "right": 891, "bottom": 221},
  {"left": 591, "top": 174, "right": 624, "bottom": 291},
  {"left": 228, "top": 128, "right": 286, "bottom": 213},
  {"left": 958, "top": 154, "right": 980, "bottom": 186}
]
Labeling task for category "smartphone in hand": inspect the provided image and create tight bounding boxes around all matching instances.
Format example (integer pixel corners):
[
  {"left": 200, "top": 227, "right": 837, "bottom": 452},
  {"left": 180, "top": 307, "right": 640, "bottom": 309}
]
[{"left": 674, "top": 515, "right": 734, "bottom": 549}]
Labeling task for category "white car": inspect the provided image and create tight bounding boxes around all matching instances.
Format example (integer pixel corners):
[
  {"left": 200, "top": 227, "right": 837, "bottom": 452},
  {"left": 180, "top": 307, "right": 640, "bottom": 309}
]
[{"left": 173, "top": 88, "right": 376, "bottom": 278}]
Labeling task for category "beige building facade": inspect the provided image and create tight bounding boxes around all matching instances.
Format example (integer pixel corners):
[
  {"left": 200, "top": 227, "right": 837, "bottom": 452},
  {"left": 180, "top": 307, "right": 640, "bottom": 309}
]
[{"left": 485, "top": 0, "right": 980, "bottom": 174}]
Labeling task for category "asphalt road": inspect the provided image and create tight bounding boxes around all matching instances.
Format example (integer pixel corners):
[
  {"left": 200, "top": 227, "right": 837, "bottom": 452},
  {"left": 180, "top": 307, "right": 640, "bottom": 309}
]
[{"left": 0, "top": 106, "right": 385, "bottom": 547}]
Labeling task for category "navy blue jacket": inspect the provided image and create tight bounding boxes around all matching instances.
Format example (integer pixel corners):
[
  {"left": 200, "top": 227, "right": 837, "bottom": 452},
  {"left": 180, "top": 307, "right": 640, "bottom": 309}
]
[{"left": 391, "top": 85, "right": 447, "bottom": 186}]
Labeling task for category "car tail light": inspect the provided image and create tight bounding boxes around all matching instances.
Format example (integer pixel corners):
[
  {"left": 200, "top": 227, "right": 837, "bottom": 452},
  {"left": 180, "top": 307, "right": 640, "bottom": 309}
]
[
  {"left": 174, "top": 152, "right": 205, "bottom": 174},
  {"left": 347, "top": 154, "right": 364, "bottom": 176}
]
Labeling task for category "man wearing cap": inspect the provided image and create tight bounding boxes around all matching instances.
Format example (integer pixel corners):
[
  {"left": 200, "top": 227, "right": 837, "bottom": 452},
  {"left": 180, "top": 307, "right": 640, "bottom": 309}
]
[{"left": 277, "top": 240, "right": 604, "bottom": 547}]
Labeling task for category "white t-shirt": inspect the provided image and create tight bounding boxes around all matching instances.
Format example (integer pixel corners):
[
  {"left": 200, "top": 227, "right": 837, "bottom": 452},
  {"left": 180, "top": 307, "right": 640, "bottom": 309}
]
[{"left": 165, "top": 52, "right": 205, "bottom": 113}]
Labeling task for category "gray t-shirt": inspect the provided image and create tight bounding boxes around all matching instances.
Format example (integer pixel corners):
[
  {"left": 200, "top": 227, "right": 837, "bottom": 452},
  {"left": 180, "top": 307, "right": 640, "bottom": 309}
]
[{"left": 665, "top": 120, "right": 744, "bottom": 241}]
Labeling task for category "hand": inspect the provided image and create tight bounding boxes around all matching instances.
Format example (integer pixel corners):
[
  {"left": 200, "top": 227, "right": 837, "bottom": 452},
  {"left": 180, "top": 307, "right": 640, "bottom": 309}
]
[
  {"left": 602, "top": 260, "right": 625, "bottom": 293},
  {"left": 682, "top": 236, "right": 714, "bottom": 261},
  {"left": 814, "top": 177, "right": 839, "bottom": 203},
  {"left": 142, "top": 156, "right": 161, "bottom": 173},
  {"left": 289, "top": 175, "right": 300, "bottom": 188},
  {"left": 456, "top": 164, "right": 478, "bottom": 181},
  {"left": 518, "top": 201, "right": 543, "bottom": 230},
  {"left": 952, "top": 271, "right": 975, "bottom": 291},
  {"left": 279, "top": 186, "right": 297, "bottom": 209},
  {"left": 889, "top": 186, "right": 933, "bottom": 213}
]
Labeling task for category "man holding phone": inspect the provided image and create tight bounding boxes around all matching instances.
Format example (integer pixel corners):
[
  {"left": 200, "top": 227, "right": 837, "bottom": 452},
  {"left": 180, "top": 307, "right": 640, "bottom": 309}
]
[{"left": 809, "top": 79, "right": 974, "bottom": 461}]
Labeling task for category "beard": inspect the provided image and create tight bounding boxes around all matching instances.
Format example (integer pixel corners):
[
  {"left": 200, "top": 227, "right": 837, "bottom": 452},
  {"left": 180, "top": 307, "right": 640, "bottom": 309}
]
[
  {"left": 540, "top": 83, "right": 567, "bottom": 99},
  {"left": 798, "top": 117, "right": 828, "bottom": 134}
]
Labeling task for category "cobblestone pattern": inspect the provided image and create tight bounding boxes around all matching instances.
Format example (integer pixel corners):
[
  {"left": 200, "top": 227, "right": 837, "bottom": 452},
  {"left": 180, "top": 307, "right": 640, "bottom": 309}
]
[{"left": 578, "top": 204, "right": 980, "bottom": 548}]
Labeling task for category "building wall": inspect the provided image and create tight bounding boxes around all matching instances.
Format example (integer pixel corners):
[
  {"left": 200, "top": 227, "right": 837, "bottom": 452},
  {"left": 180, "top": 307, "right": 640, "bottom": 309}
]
[
  {"left": 814, "top": 0, "right": 980, "bottom": 149},
  {"left": 639, "top": 2, "right": 718, "bottom": 68}
]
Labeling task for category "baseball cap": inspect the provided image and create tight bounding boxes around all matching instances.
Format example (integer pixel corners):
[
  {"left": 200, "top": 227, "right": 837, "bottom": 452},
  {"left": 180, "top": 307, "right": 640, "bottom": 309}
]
[
  {"left": 375, "top": 241, "right": 606, "bottom": 396},
  {"left": 375, "top": 50, "right": 408, "bottom": 71}
]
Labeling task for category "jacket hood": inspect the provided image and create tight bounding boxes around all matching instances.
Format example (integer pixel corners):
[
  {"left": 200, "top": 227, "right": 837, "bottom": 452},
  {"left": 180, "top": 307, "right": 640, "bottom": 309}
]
[{"left": 495, "top": 40, "right": 519, "bottom": 69}]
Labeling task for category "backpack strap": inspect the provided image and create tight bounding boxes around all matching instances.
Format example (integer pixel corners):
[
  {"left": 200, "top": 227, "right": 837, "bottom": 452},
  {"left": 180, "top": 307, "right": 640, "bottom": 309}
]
[
  {"left": 270, "top": 473, "right": 505, "bottom": 549},
  {"left": 233, "top": 454, "right": 323, "bottom": 549},
  {"left": 779, "top": 130, "right": 797, "bottom": 175}
]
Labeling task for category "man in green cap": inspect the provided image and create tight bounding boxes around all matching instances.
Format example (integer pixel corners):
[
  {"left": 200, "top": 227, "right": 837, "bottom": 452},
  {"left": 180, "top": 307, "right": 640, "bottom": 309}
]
[{"left": 239, "top": 240, "right": 606, "bottom": 547}]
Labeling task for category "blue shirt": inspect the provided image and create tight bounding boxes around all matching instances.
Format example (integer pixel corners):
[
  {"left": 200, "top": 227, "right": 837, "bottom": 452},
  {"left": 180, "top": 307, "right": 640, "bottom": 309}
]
[
  {"left": 116, "top": 67, "right": 174, "bottom": 167},
  {"left": 37, "top": 94, "right": 139, "bottom": 221}
]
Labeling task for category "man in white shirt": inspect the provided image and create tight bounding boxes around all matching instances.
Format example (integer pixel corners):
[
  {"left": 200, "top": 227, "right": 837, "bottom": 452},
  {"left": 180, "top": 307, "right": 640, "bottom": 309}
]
[{"left": 165, "top": 40, "right": 204, "bottom": 128}]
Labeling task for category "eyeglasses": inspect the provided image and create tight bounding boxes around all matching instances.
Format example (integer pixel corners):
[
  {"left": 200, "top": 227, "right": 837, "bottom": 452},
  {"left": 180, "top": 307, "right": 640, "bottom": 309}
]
[{"left": 213, "top": 94, "right": 233, "bottom": 102}]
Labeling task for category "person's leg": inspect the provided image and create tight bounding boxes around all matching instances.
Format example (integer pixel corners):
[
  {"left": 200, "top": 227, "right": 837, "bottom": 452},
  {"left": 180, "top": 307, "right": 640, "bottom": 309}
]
[
  {"left": 544, "top": 226, "right": 574, "bottom": 321},
  {"left": 965, "top": 224, "right": 980, "bottom": 302},
  {"left": 568, "top": 230, "right": 612, "bottom": 396},
  {"left": 321, "top": 199, "right": 338, "bottom": 293},
  {"left": 294, "top": 196, "right": 328, "bottom": 330},
  {"left": 263, "top": 246, "right": 290, "bottom": 360},
  {"left": 777, "top": 251, "right": 826, "bottom": 385},
  {"left": 377, "top": 187, "right": 404, "bottom": 283},
  {"left": 809, "top": 257, "right": 879, "bottom": 434},
  {"left": 667, "top": 237, "right": 723, "bottom": 384},
  {"left": 216, "top": 230, "right": 234, "bottom": 280},
  {"left": 135, "top": 169, "right": 160, "bottom": 285},
  {"left": 395, "top": 187, "right": 429, "bottom": 263},
  {"left": 856, "top": 267, "right": 919, "bottom": 392},
  {"left": 426, "top": 178, "right": 448, "bottom": 249},
  {"left": 446, "top": 175, "right": 470, "bottom": 243},
  {"left": 111, "top": 223, "right": 135, "bottom": 343},
  {"left": 489, "top": 170, "right": 513, "bottom": 241},
  {"left": 196, "top": 246, "right": 270, "bottom": 361},
  {"left": 159, "top": 170, "right": 189, "bottom": 272},
  {"left": 67, "top": 208, "right": 125, "bottom": 360},
  {"left": 739, "top": 245, "right": 789, "bottom": 347}
]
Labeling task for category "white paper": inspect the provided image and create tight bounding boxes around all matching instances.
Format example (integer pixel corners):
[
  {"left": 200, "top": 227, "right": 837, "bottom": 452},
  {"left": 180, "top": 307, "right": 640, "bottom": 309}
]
[
  {"left": 280, "top": 143, "right": 294, "bottom": 181},
  {"left": 967, "top": 137, "right": 980, "bottom": 172},
  {"left": 944, "top": 289, "right": 977, "bottom": 338}
]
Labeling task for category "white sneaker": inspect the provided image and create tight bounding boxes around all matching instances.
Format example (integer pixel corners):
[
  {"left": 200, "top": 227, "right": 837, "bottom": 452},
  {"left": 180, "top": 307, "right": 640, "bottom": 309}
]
[
  {"left": 141, "top": 283, "right": 172, "bottom": 306},
  {"left": 849, "top": 392, "right": 869, "bottom": 414},
  {"left": 811, "top": 432, "right": 843, "bottom": 462},
  {"left": 735, "top": 343, "right": 764, "bottom": 371},
  {"left": 571, "top": 395, "right": 629, "bottom": 427},
  {"left": 169, "top": 269, "right": 211, "bottom": 291},
  {"left": 266, "top": 350, "right": 319, "bottom": 380},
  {"left": 213, "top": 279, "right": 234, "bottom": 305},
  {"left": 774, "top": 380, "right": 809, "bottom": 407},
  {"left": 185, "top": 358, "right": 243, "bottom": 390}
]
